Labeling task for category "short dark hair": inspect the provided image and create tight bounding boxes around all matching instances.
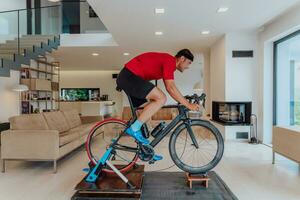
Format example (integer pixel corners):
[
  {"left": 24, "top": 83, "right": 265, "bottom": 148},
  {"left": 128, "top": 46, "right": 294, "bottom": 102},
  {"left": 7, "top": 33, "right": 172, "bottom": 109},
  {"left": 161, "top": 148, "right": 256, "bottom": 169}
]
[{"left": 175, "top": 49, "right": 194, "bottom": 61}]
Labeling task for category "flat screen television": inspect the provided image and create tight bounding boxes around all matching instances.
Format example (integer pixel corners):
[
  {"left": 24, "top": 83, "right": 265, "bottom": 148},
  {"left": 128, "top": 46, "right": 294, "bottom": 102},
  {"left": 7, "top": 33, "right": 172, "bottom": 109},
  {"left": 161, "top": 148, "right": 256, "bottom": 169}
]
[{"left": 60, "top": 88, "right": 100, "bottom": 101}]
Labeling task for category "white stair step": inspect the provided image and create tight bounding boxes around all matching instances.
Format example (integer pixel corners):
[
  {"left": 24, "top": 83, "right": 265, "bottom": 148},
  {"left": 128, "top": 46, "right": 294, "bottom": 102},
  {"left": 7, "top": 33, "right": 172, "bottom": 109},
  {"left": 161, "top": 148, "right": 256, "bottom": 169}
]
[
  {"left": 0, "top": 49, "right": 20, "bottom": 54},
  {"left": 21, "top": 35, "right": 56, "bottom": 40},
  {"left": 0, "top": 54, "right": 14, "bottom": 60},
  {"left": 6, "top": 40, "right": 46, "bottom": 45},
  {"left": 0, "top": 43, "right": 39, "bottom": 48},
  {"left": 0, "top": 47, "right": 33, "bottom": 52},
  {"left": 7, "top": 39, "right": 49, "bottom": 44}
]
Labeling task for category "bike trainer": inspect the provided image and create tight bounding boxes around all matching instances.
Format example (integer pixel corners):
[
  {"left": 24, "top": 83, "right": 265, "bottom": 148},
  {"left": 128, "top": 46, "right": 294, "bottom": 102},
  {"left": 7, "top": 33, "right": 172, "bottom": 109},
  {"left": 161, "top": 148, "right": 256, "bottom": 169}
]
[{"left": 71, "top": 165, "right": 144, "bottom": 200}]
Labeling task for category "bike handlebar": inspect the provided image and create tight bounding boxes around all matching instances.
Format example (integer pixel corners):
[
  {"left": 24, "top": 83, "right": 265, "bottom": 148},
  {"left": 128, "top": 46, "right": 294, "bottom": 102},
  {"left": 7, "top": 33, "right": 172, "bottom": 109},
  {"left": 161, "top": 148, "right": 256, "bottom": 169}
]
[{"left": 184, "top": 93, "right": 206, "bottom": 108}]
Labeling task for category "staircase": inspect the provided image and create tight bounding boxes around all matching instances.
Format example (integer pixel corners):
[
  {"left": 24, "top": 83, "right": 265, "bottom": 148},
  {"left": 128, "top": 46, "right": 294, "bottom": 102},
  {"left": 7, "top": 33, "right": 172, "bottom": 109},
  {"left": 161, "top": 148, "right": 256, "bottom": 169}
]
[{"left": 0, "top": 35, "right": 60, "bottom": 77}]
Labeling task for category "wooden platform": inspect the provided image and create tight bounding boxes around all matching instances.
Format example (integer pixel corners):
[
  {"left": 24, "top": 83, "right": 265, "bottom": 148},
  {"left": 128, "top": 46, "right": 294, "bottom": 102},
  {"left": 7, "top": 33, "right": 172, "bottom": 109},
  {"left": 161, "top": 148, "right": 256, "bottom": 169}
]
[
  {"left": 72, "top": 165, "right": 144, "bottom": 200},
  {"left": 185, "top": 172, "right": 210, "bottom": 189}
]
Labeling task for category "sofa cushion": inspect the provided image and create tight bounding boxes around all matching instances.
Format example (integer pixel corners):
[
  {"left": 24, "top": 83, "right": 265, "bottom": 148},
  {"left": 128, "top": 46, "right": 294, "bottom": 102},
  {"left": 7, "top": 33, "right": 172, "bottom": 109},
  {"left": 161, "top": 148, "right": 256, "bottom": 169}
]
[
  {"left": 72, "top": 123, "right": 96, "bottom": 137},
  {"left": 43, "top": 111, "right": 70, "bottom": 134},
  {"left": 62, "top": 109, "right": 82, "bottom": 129},
  {"left": 59, "top": 131, "right": 80, "bottom": 147},
  {"left": 9, "top": 114, "right": 49, "bottom": 130}
]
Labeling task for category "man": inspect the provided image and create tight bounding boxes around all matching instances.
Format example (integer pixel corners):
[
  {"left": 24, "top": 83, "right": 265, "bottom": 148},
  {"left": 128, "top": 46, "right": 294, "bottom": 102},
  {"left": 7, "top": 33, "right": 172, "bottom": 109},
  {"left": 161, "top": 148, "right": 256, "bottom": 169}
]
[{"left": 116, "top": 49, "right": 200, "bottom": 161}]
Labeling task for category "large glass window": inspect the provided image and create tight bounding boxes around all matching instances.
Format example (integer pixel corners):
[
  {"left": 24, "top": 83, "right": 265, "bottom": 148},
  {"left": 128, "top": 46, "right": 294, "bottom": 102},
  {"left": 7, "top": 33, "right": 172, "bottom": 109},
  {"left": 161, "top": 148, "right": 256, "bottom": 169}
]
[{"left": 274, "top": 30, "right": 300, "bottom": 126}]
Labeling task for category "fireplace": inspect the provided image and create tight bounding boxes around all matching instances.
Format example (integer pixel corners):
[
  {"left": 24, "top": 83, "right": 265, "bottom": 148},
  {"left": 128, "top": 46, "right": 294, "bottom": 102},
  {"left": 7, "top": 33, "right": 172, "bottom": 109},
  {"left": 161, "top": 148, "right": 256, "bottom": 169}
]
[{"left": 212, "top": 101, "right": 252, "bottom": 125}]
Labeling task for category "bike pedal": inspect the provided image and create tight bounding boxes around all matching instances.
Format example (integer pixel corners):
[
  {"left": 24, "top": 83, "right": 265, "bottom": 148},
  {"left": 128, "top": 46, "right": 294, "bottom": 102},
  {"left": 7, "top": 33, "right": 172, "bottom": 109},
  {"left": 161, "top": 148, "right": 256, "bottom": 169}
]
[{"left": 148, "top": 160, "right": 155, "bottom": 164}]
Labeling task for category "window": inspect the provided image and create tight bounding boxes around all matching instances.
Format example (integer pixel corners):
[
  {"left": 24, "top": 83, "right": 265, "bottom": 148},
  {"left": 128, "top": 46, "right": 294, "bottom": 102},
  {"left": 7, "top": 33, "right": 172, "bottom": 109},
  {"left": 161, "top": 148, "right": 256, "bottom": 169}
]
[{"left": 274, "top": 30, "right": 300, "bottom": 126}]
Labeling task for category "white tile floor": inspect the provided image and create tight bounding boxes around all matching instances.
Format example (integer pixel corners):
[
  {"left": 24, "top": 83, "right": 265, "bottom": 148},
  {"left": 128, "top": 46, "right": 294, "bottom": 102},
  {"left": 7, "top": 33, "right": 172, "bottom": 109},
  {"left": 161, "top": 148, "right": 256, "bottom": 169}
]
[{"left": 0, "top": 140, "right": 300, "bottom": 200}]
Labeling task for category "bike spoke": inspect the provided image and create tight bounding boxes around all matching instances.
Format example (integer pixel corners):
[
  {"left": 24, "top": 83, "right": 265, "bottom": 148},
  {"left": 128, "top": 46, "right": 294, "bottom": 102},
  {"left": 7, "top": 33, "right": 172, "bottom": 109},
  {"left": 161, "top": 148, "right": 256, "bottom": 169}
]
[{"left": 174, "top": 123, "right": 220, "bottom": 170}]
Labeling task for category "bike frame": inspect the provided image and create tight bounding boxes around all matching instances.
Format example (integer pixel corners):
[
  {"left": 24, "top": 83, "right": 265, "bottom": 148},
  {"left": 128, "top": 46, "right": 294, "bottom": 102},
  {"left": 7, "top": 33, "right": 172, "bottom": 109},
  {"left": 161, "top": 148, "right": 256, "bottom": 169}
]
[{"left": 111, "top": 104, "right": 200, "bottom": 152}]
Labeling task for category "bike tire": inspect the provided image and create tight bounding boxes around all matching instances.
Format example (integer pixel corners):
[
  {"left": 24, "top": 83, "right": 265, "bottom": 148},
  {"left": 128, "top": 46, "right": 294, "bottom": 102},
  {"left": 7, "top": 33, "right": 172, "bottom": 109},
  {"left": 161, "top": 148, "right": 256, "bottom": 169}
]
[{"left": 169, "top": 119, "right": 224, "bottom": 174}]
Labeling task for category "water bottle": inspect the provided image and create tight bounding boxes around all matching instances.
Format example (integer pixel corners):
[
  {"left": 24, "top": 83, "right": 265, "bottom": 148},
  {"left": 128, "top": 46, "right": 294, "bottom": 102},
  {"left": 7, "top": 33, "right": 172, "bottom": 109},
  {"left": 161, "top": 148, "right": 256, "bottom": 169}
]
[{"left": 151, "top": 122, "right": 166, "bottom": 138}]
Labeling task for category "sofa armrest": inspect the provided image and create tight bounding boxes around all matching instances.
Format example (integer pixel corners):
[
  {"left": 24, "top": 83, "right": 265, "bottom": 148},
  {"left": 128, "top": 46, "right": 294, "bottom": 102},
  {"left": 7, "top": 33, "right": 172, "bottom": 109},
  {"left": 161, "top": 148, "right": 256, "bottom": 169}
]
[
  {"left": 1, "top": 130, "right": 59, "bottom": 160},
  {"left": 80, "top": 116, "right": 103, "bottom": 124}
]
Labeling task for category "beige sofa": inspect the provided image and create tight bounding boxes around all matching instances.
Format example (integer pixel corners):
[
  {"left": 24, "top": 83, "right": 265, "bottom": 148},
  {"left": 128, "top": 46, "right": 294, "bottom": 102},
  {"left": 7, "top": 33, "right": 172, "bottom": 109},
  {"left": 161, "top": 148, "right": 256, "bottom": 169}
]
[
  {"left": 272, "top": 126, "right": 300, "bottom": 166},
  {"left": 1, "top": 110, "right": 102, "bottom": 173}
]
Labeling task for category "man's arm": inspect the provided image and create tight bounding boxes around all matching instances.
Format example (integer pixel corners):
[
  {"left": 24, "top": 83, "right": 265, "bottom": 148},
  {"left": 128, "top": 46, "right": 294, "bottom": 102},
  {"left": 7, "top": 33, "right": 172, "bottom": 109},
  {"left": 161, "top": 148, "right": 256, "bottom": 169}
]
[{"left": 164, "top": 80, "right": 199, "bottom": 111}]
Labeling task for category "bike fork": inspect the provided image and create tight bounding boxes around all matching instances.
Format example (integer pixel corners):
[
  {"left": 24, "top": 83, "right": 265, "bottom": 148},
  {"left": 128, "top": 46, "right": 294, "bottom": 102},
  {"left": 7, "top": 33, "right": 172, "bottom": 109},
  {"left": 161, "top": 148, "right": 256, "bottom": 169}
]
[{"left": 185, "top": 121, "right": 199, "bottom": 149}]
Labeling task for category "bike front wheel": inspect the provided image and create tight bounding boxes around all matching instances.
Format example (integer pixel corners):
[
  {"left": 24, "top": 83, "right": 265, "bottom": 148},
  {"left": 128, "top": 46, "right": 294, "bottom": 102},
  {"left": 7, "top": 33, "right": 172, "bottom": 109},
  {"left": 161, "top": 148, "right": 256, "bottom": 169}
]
[{"left": 169, "top": 120, "right": 224, "bottom": 174}]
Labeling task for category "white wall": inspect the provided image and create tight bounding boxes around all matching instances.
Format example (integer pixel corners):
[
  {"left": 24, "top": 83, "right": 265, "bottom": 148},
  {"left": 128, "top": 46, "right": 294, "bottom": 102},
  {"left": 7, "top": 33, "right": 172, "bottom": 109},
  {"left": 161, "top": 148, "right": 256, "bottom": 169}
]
[
  {"left": 80, "top": 2, "right": 107, "bottom": 33},
  {"left": 257, "top": 3, "right": 300, "bottom": 143},
  {"left": 210, "top": 36, "right": 226, "bottom": 102},
  {"left": 225, "top": 32, "right": 257, "bottom": 103},
  {"left": 202, "top": 51, "right": 211, "bottom": 115},
  {"left": 60, "top": 70, "right": 123, "bottom": 115},
  {"left": 0, "top": 71, "right": 20, "bottom": 123}
]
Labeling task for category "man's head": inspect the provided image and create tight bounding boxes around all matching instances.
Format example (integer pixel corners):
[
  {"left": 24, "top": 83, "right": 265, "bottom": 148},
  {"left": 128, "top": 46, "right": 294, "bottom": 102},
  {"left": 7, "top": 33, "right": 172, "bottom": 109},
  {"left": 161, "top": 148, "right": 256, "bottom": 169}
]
[{"left": 175, "top": 49, "right": 194, "bottom": 72}]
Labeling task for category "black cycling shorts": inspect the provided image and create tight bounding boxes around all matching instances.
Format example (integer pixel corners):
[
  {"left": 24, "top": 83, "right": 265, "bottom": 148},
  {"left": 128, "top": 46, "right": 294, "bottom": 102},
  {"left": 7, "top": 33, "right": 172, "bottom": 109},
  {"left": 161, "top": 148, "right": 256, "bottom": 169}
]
[{"left": 116, "top": 67, "right": 155, "bottom": 108}]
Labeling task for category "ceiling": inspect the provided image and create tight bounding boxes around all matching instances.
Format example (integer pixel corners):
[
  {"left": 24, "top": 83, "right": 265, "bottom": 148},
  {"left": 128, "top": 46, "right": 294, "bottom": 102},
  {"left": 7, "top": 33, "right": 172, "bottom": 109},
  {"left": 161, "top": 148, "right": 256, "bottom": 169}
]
[{"left": 53, "top": 0, "right": 300, "bottom": 70}]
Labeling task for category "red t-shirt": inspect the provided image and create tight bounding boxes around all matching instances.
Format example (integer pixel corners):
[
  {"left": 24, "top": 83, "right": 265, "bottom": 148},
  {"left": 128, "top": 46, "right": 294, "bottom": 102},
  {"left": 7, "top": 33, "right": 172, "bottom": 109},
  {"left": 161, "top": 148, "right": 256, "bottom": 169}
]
[{"left": 125, "top": 52, "right": 176, "bottom": 81}]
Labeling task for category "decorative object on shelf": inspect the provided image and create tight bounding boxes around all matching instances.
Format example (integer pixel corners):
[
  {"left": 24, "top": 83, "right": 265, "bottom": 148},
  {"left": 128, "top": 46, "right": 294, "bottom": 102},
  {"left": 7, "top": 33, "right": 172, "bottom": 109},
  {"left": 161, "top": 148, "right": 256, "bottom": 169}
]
[
  {"left": 33, "top": 108, "right": 40, "bottom": 113},
  {"left": 12, "top": 84, "right": 29, "bottom": 115},
  {"left": 12, "top": 84, "right": 29, "bottom": 92},
  {"left": 101, "top": 94, "right": 108, "bottom": 101}
]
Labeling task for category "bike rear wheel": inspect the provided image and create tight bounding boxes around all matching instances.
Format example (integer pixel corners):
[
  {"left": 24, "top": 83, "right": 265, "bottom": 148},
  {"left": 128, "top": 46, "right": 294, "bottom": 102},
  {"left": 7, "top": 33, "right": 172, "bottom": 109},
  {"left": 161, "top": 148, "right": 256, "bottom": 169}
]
[
  {"left": 169, "top": 120, "right": 224, "bottom": 174},
  {"left": 86, "top": 118, "right": 139, "bottom": 174}
]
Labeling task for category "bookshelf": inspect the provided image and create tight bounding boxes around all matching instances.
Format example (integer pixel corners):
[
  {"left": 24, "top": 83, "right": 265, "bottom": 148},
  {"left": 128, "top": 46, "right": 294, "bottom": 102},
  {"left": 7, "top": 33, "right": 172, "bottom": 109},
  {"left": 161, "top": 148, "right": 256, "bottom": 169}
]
[{"left": 20, "top": 57, "right": 60, "bottom": 114}]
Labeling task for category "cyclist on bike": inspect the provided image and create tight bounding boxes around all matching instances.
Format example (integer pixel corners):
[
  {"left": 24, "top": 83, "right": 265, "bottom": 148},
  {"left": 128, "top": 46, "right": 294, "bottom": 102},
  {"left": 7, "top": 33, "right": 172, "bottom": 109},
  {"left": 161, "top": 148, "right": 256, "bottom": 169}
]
[{"left": 116, "top": 49, "right": 200, "bottom": 161}]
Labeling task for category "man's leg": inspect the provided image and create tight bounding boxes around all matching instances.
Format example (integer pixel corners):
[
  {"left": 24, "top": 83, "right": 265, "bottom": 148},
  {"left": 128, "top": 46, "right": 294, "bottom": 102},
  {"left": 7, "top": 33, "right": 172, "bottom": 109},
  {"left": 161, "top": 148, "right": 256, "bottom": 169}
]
[
  {"left": 138, "top": 87, "right": 166, "bottom": 123},
  {"left": 126, "top": 87, "right": 166, "bottom": 161},
  {"left": 126, "top": 87, "right": 166, "bottom": 144}
]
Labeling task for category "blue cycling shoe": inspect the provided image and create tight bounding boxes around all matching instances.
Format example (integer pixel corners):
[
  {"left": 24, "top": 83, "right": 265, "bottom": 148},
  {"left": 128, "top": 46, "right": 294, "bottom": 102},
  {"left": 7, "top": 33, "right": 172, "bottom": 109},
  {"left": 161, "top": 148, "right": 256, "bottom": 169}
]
[
  {"left": 149, "top": 154, "right": 163, "bottom": 164},
  {"left": 125, "top": 127, "right": 150, "bottom": 145},
  {"left": 153, "top": 154, "right": 163, "bottom": 161}
]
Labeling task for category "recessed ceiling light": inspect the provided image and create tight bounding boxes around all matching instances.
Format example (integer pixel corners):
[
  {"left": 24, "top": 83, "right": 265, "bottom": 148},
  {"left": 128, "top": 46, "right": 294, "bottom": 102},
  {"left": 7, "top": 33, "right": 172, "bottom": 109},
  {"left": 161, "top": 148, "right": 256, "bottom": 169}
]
[
  {"left": 48, "top": 0, "right": 60, "bottom": 2},
  {"left": 201, "top": 30, "right": 210, "bottom": 35},
  {"left": 155, "top": 8, "right": 165, "bottom": 14},
  {"left": 123, "top": 53, "right": 130, "bottom": 56},
  {"left": 92, "top": 53, "right": 99, "bottom": 56},
  {"left": 155, "top": 31, "right": 163, "bottom": 36},
  {"left": 217, "top": 7, "right": 229, "bottom": 13},
  {"left": 55, "top": 66, "right": 60, "bottom": 69}
]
